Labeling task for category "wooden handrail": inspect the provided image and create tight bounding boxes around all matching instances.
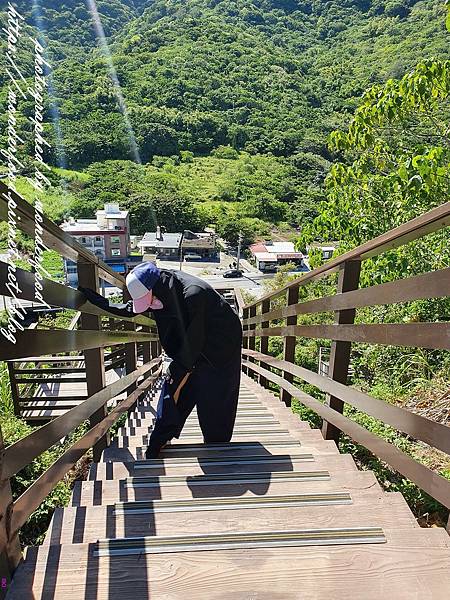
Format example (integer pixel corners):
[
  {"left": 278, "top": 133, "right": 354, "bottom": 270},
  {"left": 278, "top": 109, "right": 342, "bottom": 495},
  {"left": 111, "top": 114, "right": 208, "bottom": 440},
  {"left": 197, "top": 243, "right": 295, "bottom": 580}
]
[
  {"left": 246, "top": 201, "right": 450, "bottom": 308},
  {"left": 3, "top": 359, "right": 160, "bottom": 481},
  {"left": 242, "top": 359, "right": 450, "bottom": 510},
  {"left": 0, "top": 182, "right": 124, "bottom": 287},
  {"left": 243, "top": 350, "right": 450, "bottom": 456},
  {"left": 240, "top": 203, "right": 450, "bottom": 514},
  {"left": 0, "top": 262, "right": 155, "bottom": 328},
  {"left": 243, "top": 268, "right": 450, "bottom": 326},
  {"left": 9, "top": 363, "right": 161, "bottom": 539},
  {"left": 0, "top": 183, "right": 163, "bottom": 579}
]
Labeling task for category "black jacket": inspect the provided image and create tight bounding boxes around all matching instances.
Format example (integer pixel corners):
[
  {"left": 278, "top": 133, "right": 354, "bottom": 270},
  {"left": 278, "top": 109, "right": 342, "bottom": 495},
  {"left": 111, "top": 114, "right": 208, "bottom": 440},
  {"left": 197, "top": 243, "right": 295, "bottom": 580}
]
[{"left": 151, "top": 270, "right": 242, "bottom": 372}]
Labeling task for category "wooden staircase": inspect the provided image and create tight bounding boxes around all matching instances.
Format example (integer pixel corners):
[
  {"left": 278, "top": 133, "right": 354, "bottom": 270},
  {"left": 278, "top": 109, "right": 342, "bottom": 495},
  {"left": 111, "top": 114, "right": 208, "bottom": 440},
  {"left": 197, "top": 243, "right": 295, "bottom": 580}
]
[{"left": 7, "top": 374, "right": 450, "bottom": 599}]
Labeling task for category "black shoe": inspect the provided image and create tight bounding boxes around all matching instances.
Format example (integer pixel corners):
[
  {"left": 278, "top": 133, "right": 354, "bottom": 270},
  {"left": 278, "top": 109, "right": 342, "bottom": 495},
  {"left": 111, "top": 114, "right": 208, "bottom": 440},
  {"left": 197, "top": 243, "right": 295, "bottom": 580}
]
[{"left": 145, "top": 446, "right": 161, "bottom": 459}]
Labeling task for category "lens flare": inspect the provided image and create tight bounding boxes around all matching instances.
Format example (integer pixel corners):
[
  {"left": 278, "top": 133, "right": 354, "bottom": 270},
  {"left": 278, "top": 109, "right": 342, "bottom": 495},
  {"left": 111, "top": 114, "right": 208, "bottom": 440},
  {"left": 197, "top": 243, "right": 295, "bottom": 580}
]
[{"left": 86, "top": 0, "right": 143, "bottom": 165}]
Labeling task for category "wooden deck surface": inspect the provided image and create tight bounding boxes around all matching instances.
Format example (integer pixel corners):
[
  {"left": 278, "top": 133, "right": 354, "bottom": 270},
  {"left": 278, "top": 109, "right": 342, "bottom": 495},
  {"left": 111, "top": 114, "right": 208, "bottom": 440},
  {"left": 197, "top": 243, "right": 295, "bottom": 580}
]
[{"left": 7, "top": 373, "right": 450, "bottom": 599}]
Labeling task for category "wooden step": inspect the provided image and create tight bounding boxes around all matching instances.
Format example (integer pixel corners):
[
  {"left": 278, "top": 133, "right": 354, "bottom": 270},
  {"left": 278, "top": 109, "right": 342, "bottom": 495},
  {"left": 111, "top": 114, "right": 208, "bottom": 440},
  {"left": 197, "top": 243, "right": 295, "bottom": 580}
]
[
  {"left": 10, "top": 529, "right": 450, "bottom": 599},
  {"left": 71, "top": 470, "right": 381, "bottom": 506},
  {"left": 88, "top": 453, "right": 358, "bottom": 480},
  {"left": 101, "top": 440, "right": 340, "bottom": 462},
  {"left": 110, "top": 428, "right": 325, "bottom": 449},
  {"left": 44, "top": 493, "right": 417, "bottom": 547}
]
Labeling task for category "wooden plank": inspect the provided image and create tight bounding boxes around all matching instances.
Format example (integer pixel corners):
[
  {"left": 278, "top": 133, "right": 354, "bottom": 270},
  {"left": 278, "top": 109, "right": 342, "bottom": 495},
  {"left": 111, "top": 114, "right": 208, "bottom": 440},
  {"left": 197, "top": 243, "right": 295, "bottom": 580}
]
[
  {"left": 245, "top": 201, "right": 450, "bottom": 308},
  {"left": 44, "top": 494, "right": 416, "bottom": 547},
  {"left": 9, "top": 529, "right": 450, "bottom": 599},
  {"left": 88, "top": 454, "right": 358, "bottom": 480},
  {"left": 245, "top": 322, "right": 450, "bottom": 350},
  {"left": 17, "top": 368, "right": 86, "bottom": 375},
  {"left": 243, "top": 360, "right": 450, "bottom": 509},
  {"left": 0, "top": 330, "right": 158, "bottom": 361},
  {"left": 243, "top": 350, "right": 450, "bottom": 456},
  {"left": 244, "top": 268, "right": 450, "bottom": 326},
  {"left": 9, "top": 356, "right": 85, "bottom": 363},
  {"left": 233, "top": 287, "right": 246, "bottom": 317},
  {"left": 102, "top": 439, "right": 340, "bottom": 462},
  {"left": 72, "top": 470, "right": 381, "bottom": 506},
  {"left": 15, "top": 377, "right": 87, "bottom": 385}
]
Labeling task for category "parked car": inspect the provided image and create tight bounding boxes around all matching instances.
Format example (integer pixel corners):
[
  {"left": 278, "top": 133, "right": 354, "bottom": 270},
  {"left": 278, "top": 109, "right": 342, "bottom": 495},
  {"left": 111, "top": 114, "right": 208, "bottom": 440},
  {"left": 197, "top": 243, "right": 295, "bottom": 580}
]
[
  {"left": 184, "top": 253, "right": 202, "bottom": 261},
  {"left": 223, "top": 269, "right": 243, "bottom": 278}
]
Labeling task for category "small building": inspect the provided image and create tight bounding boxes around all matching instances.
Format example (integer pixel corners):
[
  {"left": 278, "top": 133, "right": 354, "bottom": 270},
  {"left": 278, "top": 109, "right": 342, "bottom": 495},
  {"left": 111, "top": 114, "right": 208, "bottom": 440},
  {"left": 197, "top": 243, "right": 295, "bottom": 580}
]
[
  {"left": 138, "top": 229, "right": 183, "bottom": 261},
  {"left": 138, "top": 228, "right": 218, "bottom": 262},
  {"left": 61, "top": 204, "right": 141, "bottom": 286},
  {"left": 307, "top": 242, "right": 339, "bottom": 261},
  {"left": 250, "top": 241, "right": 307, "bottom": 273},
  {"left": 181, "top": 230, "right": 218, "bottom": 260}
]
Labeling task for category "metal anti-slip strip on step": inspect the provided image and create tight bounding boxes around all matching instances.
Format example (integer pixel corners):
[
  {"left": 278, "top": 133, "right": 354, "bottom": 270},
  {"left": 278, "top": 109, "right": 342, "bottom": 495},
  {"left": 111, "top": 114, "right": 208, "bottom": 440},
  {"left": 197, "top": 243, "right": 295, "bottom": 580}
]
[
  {"left": 123, "top": 470, "right": 330, "bottom": 488},
  {"left": 175, "top": 429, "right": 292, "bottom": 437},
  {"left": 94, "top": 527, "right": 386, "bottom": 556},
  {"left": 174, "top": 428, "right": 290, "bottom": 436},
  {"left": 160, "top": 441, "right": 302, "bottom": 452},
  {"left": 113, "top": 491, "right": 353, "bottom": 515},
  {"left": 132, "top": 453, "right": 315, "bottom": 469},
  {"left": 184, "top": 418, "right": 280, "bottom": 426}
]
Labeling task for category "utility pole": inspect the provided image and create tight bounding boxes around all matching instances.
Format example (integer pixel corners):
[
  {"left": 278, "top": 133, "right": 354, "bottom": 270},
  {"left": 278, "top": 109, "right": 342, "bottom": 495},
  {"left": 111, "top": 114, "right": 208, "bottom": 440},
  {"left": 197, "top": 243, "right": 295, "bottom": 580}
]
[
  {"left": 236, "top": 231, "right": 242, "bottom": 271},
  {"left": 179, "top": 231, "right": 185, "bottom": 271}
]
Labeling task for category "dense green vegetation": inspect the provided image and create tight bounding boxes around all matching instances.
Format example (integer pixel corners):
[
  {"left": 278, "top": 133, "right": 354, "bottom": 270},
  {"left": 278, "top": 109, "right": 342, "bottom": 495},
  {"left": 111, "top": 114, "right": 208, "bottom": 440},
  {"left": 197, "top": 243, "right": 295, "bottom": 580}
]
[
  {"left": 1, "top": 0, "right": 448, "bottom": 237},
  {"left": 0, "top": 0, "right": 448, "bottom": 542}
]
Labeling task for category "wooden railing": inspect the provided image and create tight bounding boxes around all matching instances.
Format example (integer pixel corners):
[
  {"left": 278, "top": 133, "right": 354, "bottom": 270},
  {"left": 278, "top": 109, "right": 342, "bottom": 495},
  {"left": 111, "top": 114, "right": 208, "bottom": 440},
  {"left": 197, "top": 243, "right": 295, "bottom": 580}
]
[
  {"left": 241, "top": 202, "right": 450, "bottom": 522},
  {"left": 0, "top": 182, "right": 162, "bottom": 581}
]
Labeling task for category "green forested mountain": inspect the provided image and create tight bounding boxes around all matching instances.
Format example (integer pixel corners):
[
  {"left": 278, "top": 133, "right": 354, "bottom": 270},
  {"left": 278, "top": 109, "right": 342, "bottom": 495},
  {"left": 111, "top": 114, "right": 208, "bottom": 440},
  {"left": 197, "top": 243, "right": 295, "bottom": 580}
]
[{"left": 1, "top": 0, "right": 448, "bottom": 168}]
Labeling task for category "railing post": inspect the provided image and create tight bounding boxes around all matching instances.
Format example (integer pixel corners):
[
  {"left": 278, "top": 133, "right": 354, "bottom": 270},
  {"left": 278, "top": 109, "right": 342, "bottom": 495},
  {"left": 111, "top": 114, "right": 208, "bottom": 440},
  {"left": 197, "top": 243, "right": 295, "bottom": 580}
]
[
  {"left": 141, "top": 312, "right": 152, "bottom": 365},
  {"left": 0, "top": 426, "right": 22, "bottom": 595},
  {"left": 281, "top": 286, "right": 299, "bottom": 406},
  {"left": 322, "top": 259, "right": 361, "bottom": 442},
  {"left": 77, "top": 261, "right": 108, "bottom": 462},
  {"left": 259, "top": 299, "right": 270, "bottom": 388},
  {"left": 242, "top": 307, "right": 249, "bottom": 375},
  {"left": 6, "top": 364, "right": 20, "bottom": 417},
  {"left": 123, "top": 289, "right": 138, "bottom": 395},
  {"left": 247, "top": 305, "right": 257, "bottom": 380}
]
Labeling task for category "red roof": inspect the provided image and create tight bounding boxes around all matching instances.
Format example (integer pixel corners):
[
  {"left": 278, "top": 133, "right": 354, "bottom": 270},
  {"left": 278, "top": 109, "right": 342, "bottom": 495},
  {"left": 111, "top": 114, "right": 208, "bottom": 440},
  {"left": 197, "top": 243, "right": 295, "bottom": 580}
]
[{"left": 249, "top": 243, "right": 267, "bottom": 254}]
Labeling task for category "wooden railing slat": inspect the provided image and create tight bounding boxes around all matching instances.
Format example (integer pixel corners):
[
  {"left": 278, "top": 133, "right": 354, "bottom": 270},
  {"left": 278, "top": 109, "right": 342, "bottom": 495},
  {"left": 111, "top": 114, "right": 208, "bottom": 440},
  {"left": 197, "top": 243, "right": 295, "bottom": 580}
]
[
  {"left": 245, "top": 323, "right": 450, "bottom": 351},
  {"left": 9, "top": 369, "right": 160, "bottom": 539},
  {"left": 243, "top": 267, "right": 450, "bottom": 326},
  {"left": 0, "top": 330, "right": 158, "bottom": 361},
  {"left": 243, "top": 350, "right": 450, "bottom": 456},
  {"left": 243, "top": 359, "right": 450, "bottom": 510},
  {"left": 2, "top": 360, "right": 160, "bottom": 480}
]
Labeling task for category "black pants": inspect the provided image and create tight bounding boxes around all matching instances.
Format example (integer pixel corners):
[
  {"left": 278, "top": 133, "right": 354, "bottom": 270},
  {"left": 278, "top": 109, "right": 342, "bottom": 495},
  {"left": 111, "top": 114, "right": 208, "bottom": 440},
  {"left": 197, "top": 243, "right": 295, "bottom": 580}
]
[{"left": 148, "top": 352, "right": 241, "bottom": 451}]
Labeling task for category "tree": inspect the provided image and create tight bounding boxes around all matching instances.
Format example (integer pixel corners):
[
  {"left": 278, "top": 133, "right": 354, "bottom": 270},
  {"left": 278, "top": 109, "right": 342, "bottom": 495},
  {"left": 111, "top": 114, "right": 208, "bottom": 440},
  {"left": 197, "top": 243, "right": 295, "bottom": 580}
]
[
  {"left": 299, "top": 56, "right": 450, "bottom": 283},
  {"left": 216, "top": 217, "right": 256, "bottom": 247}
]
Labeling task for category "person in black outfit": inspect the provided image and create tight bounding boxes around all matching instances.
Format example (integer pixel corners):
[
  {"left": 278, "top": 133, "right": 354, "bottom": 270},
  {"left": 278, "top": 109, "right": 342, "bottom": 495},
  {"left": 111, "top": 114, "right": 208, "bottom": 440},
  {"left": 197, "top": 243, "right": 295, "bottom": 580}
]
[{"left": 80, "top": 262, "right": 242, "bottom": 458}]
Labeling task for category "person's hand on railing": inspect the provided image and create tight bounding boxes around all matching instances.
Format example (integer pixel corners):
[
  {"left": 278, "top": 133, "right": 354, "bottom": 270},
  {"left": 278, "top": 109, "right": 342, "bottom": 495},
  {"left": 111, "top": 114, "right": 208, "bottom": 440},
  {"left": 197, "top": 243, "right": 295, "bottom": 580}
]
[{"left": 78, "top": 286, "right": 136, "bottom": 318}]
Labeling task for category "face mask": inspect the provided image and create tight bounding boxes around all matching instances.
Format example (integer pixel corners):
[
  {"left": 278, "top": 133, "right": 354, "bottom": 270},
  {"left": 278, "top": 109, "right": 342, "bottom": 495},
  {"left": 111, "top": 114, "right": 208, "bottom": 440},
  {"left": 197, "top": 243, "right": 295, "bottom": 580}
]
[{"left": 149, "top": 295, "right": 164, "bottom": 310}]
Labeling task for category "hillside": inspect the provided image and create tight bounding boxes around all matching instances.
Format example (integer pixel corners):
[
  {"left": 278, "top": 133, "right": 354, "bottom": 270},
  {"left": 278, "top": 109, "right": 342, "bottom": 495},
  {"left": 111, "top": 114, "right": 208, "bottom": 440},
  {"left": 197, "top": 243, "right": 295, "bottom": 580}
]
[{"left": 1, "top": 1, "right": 448, "bottom": 169}]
